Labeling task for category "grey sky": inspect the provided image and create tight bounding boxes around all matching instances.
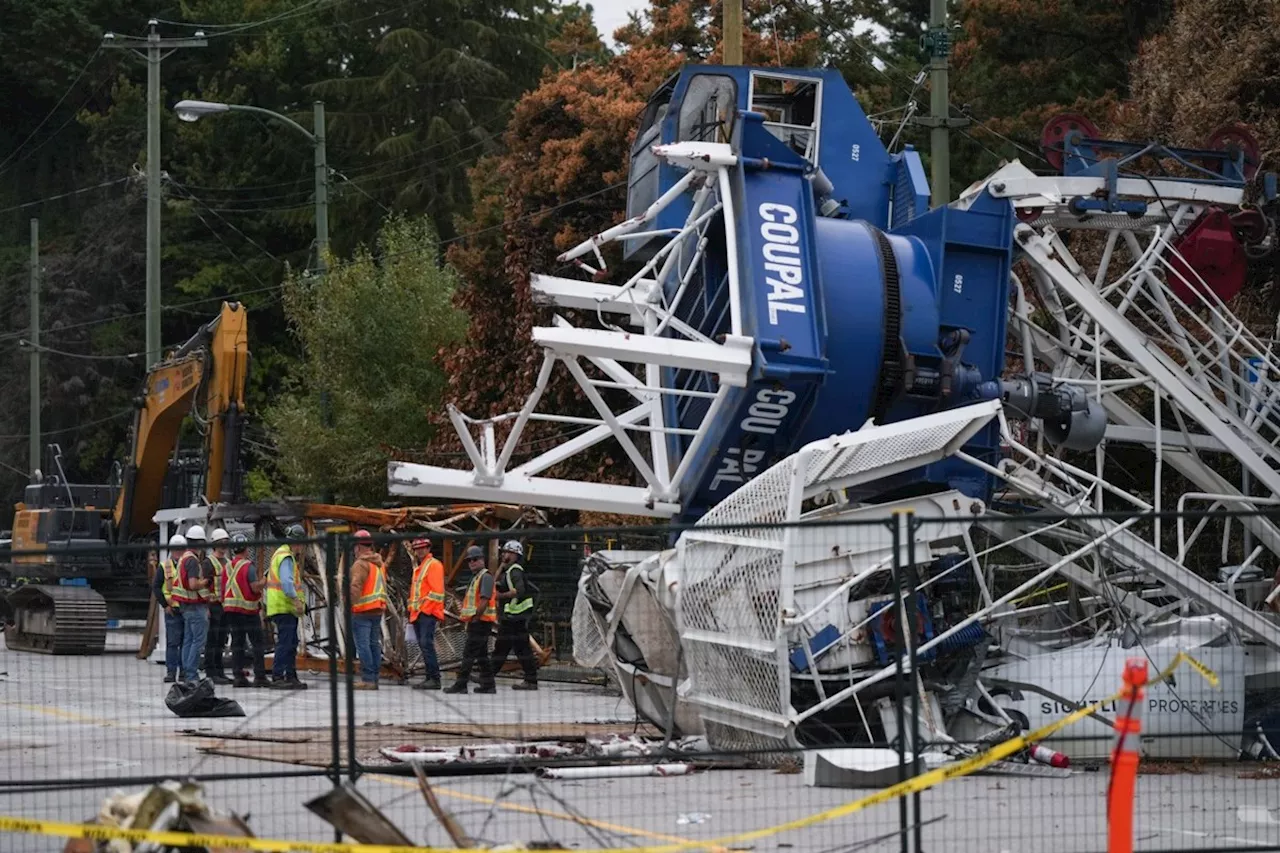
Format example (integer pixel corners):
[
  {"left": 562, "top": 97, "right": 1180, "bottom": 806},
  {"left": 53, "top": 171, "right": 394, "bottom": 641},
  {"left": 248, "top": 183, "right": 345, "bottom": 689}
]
[{"left": 589, "top": 0, "right": 649, "bottom": 46}]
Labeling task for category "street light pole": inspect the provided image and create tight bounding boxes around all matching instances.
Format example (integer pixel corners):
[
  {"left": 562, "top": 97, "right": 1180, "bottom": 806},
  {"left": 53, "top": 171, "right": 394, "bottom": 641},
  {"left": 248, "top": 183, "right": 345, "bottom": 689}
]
[
  {"left": 175, "top": 97, "right": 335, "bottom": 501},
  {"left": 174, "top": 98, "right": 329, "bottom": 275}
]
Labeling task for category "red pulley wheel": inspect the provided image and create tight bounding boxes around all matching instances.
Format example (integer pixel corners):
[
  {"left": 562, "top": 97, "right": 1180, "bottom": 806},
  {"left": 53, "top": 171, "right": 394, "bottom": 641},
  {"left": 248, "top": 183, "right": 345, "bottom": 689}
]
[
  {"left": 1041, "top": 113, "right": 1101, "bottom": 172},
  {"left": 1204, "top": 123, "right": 1261, "bottom": 181}
]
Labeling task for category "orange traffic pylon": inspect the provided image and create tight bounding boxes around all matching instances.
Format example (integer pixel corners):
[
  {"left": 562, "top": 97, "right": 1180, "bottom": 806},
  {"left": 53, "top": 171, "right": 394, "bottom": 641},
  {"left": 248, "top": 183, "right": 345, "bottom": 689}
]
[{"left": 1108, "top": 658, "right": 1148, "bottom": 853}]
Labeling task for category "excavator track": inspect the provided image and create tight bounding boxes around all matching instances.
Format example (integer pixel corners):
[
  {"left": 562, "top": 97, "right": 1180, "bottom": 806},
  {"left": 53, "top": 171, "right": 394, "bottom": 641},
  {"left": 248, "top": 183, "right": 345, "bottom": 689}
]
[{"left": 4, "top": 584, "right": 108, "bottom": 655}]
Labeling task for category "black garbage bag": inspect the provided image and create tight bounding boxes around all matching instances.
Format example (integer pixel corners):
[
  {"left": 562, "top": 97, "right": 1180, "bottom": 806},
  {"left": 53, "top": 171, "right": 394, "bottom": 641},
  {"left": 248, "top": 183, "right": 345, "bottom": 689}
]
[{"left": 165, "top": 677, "right": 246, "bottom": 718}]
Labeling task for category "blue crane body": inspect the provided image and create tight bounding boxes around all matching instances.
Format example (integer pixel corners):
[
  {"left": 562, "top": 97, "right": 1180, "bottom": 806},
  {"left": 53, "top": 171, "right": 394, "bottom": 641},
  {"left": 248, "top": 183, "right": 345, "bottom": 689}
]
[{"left": 624, "top": 66, "right": 1016, "bottom": 520}]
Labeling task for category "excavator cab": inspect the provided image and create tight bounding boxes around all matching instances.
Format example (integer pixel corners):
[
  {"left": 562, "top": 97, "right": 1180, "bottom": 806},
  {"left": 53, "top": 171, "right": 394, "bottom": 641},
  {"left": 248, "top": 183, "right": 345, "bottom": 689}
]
[
  {"left": 9, "top": 444, "right": 117, "bottom": 574},
  {"left": 2, "top": 301, "right": 250, "bottom": 655}
]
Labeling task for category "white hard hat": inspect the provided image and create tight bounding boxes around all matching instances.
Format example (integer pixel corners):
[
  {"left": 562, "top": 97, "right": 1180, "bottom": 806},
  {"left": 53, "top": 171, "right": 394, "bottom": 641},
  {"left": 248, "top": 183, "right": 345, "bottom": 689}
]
[
  {"left": 211, "top": 528, "right": 230, "bottom": 543},
  {"left": 501, "top": 540, "right": 524, "bottom": 557},
  {"left": 185, "top": 524, "right": 207, "bottom": 542},
  {"left": 169, "top": 533, "right": 187, "bottom": 547}
]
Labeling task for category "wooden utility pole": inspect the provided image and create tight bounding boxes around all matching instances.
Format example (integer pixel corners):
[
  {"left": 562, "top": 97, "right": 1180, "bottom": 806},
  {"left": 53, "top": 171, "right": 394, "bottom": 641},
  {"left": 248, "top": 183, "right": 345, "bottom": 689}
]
[
  {"left": 29, "top": 218, "right": 40, "bottom": 476},
  {"left": 915, "top": 0, "right": 969, "bottom": 206},
  {"left": 723, "top": 0, "right": 743, "bottom": 65},
  {"left": 102, "top": 20, "right": 207, "bottom": 366}
]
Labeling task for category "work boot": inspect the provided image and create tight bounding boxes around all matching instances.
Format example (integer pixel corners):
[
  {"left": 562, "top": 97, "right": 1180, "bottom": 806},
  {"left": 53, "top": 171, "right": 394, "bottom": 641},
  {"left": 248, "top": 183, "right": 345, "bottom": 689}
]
[
  {"left": 233, "top": 676, "right": 251, "bottom": 688},
  {"left": 163, "top": 672, "right": 177, "bottom": 684},
  {"left": 354, "top": 681, "right": 378, "bottom": 691},
  {"left": 414, "top": 678, "right": 442, "bottom": 691},
  {"left": 270, "top": 676, "right": 303, "bottom": 690},
  {"left": 512, "top": 681, "right": 538, "bottom": 691},
  {"left": 474, "top": 683, "right": 497, "bottom": 695},
  {"left": 209, "top": 673, "right": 233, "bottom": 686},
  {"left": 285, "top": 675, "right": 309, "bottom": 690},
  {"left": 250, "top": 677, "right": 272, "bottom": 689},
  {"left": 444, "top": 681, "right": 468, "bottom": 694}
]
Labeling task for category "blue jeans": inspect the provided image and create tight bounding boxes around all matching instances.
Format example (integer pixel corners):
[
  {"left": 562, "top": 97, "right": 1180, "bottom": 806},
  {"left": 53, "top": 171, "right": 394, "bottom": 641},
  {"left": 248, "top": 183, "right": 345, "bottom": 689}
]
[
  {"left": 180, "top": 605, "right": 210, "bottom": 682},
  {"left": 414, "top": 614, "right": 440, "bottom": 681},
  {"left": 271, "top": 614, "right": 299, "bottom": 679},
  {"left": 164, "top": 608, "right": 184, "bottom": 676},
  {"left": 353, "top": 613, "right": 383, "bottom": 684}
]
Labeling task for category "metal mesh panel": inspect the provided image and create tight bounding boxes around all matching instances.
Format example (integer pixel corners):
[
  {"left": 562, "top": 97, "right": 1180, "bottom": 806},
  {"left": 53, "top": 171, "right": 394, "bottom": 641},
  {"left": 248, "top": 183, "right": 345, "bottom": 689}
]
[
  {"left": 683, "top": 637, "right": 784, "bottom": 716},
  {"left": 697, "top": 459, "right": 797, "bottom": 529},
  {"left": 571, "top": 590, "right": 608, "bottom": 669},
  {"left": 804, "top": 419, "right": 973, "bottom": 487},
  {"left": 702, "top": 719, "right": 791, "bottom": 759},
  {"left": 679, "top": 545, "right": 781, "bottom": 640}
]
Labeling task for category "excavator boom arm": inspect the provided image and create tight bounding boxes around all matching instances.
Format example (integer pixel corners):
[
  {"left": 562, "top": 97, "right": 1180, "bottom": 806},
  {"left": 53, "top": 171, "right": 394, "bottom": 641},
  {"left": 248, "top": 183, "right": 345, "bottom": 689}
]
[{"left": 113, "top": 302, "right": 250, "bottom": 540}]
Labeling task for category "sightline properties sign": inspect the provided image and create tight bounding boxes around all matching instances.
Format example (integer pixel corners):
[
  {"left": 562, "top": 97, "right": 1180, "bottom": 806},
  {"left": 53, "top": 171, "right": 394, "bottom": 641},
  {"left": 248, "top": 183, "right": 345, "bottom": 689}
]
[{"left": 985, "top": 646, "right": 1244, "bottom": 760}]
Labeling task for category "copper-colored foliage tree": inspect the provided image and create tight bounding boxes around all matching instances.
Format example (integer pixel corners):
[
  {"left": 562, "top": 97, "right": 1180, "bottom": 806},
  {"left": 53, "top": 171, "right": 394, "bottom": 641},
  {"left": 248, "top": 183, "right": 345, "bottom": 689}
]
[
  {"left": 1118, "top": 1, "right": 1280, "bottom": 324},
  {"left": 433, "top": 0, "right": 819, "bottom": 483},
  {"left": 1118, "top": 0, "right": 1279, "bottom": 161}
]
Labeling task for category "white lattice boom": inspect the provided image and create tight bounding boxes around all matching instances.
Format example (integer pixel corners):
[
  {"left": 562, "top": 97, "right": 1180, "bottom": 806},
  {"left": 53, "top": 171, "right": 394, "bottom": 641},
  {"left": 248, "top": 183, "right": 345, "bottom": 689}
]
[
  {"left": 673, "top": 403, "right": 1000, "bottom": 747},
  {"left": 388, "top": 143, "right": 752, "bottom": 517}
]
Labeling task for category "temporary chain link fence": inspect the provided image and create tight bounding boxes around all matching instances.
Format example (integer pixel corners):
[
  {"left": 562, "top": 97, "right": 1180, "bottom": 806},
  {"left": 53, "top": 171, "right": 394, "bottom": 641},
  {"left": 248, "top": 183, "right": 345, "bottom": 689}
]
[{"left": 0, "top": 511, "right": 1276, "bottom": 853}]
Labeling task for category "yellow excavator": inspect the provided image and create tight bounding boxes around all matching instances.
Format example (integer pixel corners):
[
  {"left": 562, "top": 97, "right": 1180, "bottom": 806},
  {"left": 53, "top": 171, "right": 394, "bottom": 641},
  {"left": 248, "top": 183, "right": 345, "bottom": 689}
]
[{"left": 2, "top": 302, "right": 250, "bottom": 654}]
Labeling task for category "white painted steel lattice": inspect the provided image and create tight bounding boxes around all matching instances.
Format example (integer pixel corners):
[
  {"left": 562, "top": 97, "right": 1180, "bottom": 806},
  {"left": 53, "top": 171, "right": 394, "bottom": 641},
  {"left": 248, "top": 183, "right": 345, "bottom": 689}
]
[{"left": 674, "top": 404, "right": 1000, "bottom": 747}]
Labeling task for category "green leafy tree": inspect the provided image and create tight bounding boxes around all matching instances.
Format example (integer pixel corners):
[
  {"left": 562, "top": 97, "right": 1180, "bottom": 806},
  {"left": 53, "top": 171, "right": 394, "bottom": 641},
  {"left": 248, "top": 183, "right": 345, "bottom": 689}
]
[
  {"left": 264, "top": 214, "right": 466, "bottom": 504},
  {"left": 310, "top": 0, "right": 563, "bottom": 240}
]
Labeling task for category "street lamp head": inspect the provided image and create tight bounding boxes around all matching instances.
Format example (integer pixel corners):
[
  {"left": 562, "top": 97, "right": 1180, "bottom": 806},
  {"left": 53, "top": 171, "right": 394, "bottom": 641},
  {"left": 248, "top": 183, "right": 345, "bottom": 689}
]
[{"left": 174, "top": 99, "right": 231, "bottom": 123}]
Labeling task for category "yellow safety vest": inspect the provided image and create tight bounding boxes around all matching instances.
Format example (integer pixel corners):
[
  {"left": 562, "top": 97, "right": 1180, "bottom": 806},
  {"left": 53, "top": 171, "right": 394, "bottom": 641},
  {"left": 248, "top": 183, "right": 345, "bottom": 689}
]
[
  {"left": 205, "top": 554, "right": 226, "bottom": 603},
  {"left": 266, "top": 545, "right": 302, "bottom": 617},
  {"left": 161, "top": 558, "right": 179, "bottom": 600},
  {"left": 502, "top": 563, "right": 534, "bottom": 617},
  {"left": 460, "top": 572, "right": 497, "bottom": 623}
]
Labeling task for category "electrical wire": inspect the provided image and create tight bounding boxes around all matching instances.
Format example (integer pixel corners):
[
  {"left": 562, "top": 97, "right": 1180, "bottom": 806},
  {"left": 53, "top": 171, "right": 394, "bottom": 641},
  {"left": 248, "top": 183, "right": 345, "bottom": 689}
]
[
  {"left": 0, "top": 177, "right": 132, "bottom": 216},
  {"left": 0, "top": 46, "right": 103, "bottom": 176},
  {"left": 0, "top": 409, "right": 134, "bottom": 441},
  {"left": 151, "top": 0, "right": 338, "bottom": 39},
  {"left": 166, "top": 178, "right": 280, "bottom": 261},
  {"left": 17, "top": 340, "right": 141, "bottom": 361},
  {"left": 0, "top": 285, "right": 284, "bottom": 346}
]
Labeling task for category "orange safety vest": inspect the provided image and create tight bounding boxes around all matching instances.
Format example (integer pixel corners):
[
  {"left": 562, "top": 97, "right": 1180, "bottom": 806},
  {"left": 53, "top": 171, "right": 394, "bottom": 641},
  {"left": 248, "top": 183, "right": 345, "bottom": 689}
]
[
  {"left": 352, "top": 558, "right": 389, "bottom": 614},
  {"left": 459, "top": 572, "right": 497, "bottom": 624},
  {"left": 170, "top": 551, "right": 205, "bottom": 605},
  {"left": 222, "top": 556, "right": 261, "bottom": 614},
  {"left": 408, "top": 556, "right": 445, "bottom": 621}
]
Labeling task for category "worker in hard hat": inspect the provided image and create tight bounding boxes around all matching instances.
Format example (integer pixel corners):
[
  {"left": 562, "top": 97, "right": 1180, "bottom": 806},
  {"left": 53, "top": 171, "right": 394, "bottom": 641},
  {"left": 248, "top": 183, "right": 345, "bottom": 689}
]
[
  {"left": 224, "top": 533, "right": 269, "bottom": 688},
  {"left": 266, "top": 523, "right": 309, "bottom": 689},
  {"left": 171, "top": 525, "right": 211, "bottom": 683},
  {"left": 445, "top": 544, "right": 498, "bottom": 694},
  {"left": 490, "top": 540, "right": 538, "bottom": 690},
  {"left": 349, "top": 530, "right": 390, "bottom": 690},
  {"left": 152, "top": 533, "right": 186, "bottom": 683},
  {"left": 202, "top": 528, "right": 233, "bottom": 684},
  {"left": 407, "top": 537, "right": 444, "bottom": 690}
]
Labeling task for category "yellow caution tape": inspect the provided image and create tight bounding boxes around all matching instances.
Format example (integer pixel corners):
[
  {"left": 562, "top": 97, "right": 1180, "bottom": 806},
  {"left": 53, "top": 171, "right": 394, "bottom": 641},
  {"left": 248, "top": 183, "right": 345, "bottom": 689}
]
[{"left": 0, "top": 651, "right": 1218, "bottom": 853}]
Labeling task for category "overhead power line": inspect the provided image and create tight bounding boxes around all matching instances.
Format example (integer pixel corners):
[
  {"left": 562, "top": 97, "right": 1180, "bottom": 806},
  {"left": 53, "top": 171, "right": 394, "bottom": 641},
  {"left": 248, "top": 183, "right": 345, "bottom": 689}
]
[
  {"left": 0, "top": 46, "right": 103, "bottom": 176},
  {"left": 152, "top": 0, "right": 339, "bottom": 38},
  {"left": 0, "top": 408, "right": 134, "bottom": 441},
  {"left": 0, "top": 177, "right": 132, "bottom": 216},
  {"left": 18, "top": 339, "right": 142, "bottom": 361}
]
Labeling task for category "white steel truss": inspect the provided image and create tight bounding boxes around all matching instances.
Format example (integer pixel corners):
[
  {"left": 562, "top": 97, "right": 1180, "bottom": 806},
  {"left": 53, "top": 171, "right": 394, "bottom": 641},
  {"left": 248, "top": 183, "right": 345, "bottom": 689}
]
[{"left": 388, "top": 142, "right": 752, "bottom": 516}]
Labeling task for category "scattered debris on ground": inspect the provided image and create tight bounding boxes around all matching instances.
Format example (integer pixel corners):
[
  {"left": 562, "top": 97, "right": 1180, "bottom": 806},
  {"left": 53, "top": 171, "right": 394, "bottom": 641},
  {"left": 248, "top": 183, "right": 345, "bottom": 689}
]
[{"left": 65, "top": 780, "right": 254, "bottom": 853}]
